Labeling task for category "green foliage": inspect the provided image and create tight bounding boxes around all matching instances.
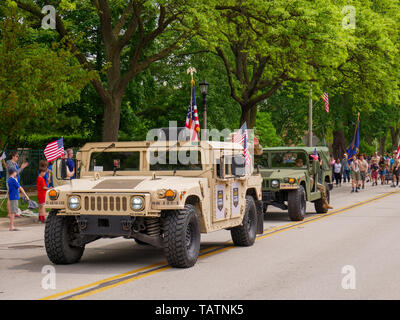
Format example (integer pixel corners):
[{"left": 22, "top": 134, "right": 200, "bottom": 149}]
[
  {"left": 0, "top": 11, "right": 95, "bottom": 152},
  {"left": 254, "top": 112, "right": 282, "bottom": 147}
]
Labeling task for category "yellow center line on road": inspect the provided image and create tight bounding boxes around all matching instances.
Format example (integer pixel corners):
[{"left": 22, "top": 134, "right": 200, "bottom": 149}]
[{"left": 41, "top": 189, "right": 400, "bottom": 300}]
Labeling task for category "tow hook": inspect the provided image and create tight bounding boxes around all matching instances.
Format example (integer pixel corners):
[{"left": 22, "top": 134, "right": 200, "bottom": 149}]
[
  {"left": 78, "top": 218, "right": 88, "bottom": 231},
  {"left": 121, "top": 219, "right": 133, "bottom": 231}
]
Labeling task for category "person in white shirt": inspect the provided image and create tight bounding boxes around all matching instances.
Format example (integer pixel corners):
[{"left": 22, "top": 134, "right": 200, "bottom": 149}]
[{"left": 333, "top": 158, "right": 342, "bottom": 187}]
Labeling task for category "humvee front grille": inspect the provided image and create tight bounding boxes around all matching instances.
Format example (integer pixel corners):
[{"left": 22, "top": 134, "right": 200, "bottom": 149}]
[{"left": 83, "top": 195, "right": 130, "bottom": 213}]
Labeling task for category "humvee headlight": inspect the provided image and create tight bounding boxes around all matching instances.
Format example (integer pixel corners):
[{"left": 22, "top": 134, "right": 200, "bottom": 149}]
[
  {"left": 68, "top": 196, "right": 80, "bottom": 210},
  {"left": 271, "top": 180, "right": 280, "bottom": 188},
  {"left": 165, "top": 189, "right": 176, "bottom": 201},
  {"left": 288, "top": 178, "right": 296, "bottom": 184},
  {"left": 49, "top": 189, "right": 59, "bottom": 200},
  {"left": 131, "top": 196, "right": 144, "bottom": 211}
]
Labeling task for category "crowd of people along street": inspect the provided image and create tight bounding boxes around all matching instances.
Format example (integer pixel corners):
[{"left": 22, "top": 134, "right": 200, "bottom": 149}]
[{"left": 330, "top": 151, "right": 400, "bottom": 193}]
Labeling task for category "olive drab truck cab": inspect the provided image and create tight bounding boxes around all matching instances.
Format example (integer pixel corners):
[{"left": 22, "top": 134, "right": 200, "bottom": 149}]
[
  {"left": 256, "top": 147, "right": 333, "bottom": 221},
  {"left": 44, "top": 140, "right": 263, "bottom": 268}
]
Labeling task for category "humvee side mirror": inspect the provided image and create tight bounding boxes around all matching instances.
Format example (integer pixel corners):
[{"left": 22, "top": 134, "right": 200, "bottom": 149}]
[
  {"left": 312, "top": 159, "right": 320, "bottom": 175},
  {"left": 232, "top": 155, "right": 246, "bottom": 177}
]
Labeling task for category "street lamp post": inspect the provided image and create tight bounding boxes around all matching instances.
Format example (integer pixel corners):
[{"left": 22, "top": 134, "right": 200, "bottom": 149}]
[{"left": 199, "top": 80, "right": 209, "bottom": 130}]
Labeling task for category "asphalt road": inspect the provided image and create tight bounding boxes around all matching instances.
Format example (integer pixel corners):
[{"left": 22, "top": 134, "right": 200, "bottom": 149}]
[{"left": 1, "top": 182, "right": 400, "bottom": 300}]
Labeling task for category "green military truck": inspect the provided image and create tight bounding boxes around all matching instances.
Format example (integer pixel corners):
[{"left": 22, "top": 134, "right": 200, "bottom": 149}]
[{"left": 256, "top": 147, "right": 333, "bottom": 221}]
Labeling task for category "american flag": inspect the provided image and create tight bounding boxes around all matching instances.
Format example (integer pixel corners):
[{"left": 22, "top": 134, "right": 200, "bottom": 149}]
[
  {"left": 44, "top": 138, "right": 64, "bottom": 162},
  {"left": 322, "top": 92, "right": 329, "bottom": 113},
  {"left": 185, "top": 80, "right": 200, "bottom": 141},
  {"left": 233, "top": 123, "right": 251, "bottom": 167},
  {"left": 396, "top": 140, "right": 400, "bottom": 159}
]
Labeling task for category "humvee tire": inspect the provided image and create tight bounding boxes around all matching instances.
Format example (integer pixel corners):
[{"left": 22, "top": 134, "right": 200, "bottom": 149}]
[
  {"left": 45, "top": 211, "right": 85, "bottom": 264},
  {"left": 231, "top": 196, "right": 257, "bottom": 246},
  {"left": 161, "top": 204, "right": 200, "bottom": 268},
  {"left": 314, "top": 183, "right": 331, "bottom": 214},
  {"left": 288, "top": 185, "right": 306, "bottom": 221}
]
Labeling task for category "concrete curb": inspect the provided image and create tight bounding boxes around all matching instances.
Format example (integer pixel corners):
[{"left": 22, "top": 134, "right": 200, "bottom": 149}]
[{"left": 0, "top": 216, "right": 41, "bottom": 229}]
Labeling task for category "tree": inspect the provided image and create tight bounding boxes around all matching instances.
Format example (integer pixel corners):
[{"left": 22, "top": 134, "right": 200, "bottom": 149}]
[
  {"left": 200, "top": 0, "right": 347, "bottom": 128},
  {"left": 14, "top": 0, "right": 203, "bottom": 141},
  {"left": 0, "top": 11, "right": 94, "bottom": 152}
]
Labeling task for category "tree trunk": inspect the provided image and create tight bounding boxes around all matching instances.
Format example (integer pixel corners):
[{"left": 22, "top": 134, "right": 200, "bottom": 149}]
[
  {"left": 390, "top": 126, "right": 400, "bottom": 151},
  {"left": 379, "top": 134, "right": 387, "bottom": 155},
  {"left": 240, "top": 105, "right": 257, "bottom": 129},
  {"left": 332, "top": 130, "right": 346, "bottom": 159},
  {"left": 102, "top": 97, "right": 122, "bottom": 142}
]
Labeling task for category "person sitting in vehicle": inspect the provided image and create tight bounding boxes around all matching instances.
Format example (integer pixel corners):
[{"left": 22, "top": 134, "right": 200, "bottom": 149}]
[{"left": 295, "top": 158, "right": 304, "bottom": 167}]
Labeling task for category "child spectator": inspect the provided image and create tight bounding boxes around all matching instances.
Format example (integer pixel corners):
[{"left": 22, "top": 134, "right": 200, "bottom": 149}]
[
  {"left": 37, "top": 167, "right": 50, "bottom": 222},
  {"left": 8, "top": 167, "right": 29, "bottom": 231}
]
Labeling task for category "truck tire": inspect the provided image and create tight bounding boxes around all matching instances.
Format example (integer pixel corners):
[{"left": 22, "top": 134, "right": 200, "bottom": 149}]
[
  {"left": 161, "top": 204, "right": 200, "bottom": 268},
  {"left": 231, "top": 196, "right": 257, "bottom": 246},
  {"left": 288, "top": 185, "right": 306, "bottom": 221},
  {"left": 44, "top": 210, "right": 85, "bottom": 264},
  {"left": 314, "top": 183, "right": 331, "bottom": 214}
]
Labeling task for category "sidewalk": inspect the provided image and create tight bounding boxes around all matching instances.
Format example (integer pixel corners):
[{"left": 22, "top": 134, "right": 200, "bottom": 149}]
[{"left": 0, "top": 215, "right": 41, "bottom": 230}]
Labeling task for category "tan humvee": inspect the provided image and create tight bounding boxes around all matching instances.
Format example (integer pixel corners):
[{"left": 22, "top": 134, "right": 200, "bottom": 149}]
[{"left": 44, "top": 140, "right": 263, "bottom": 268}]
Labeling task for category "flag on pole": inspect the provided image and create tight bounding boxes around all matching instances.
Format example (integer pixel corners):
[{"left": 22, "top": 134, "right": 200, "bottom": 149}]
[
  {"left": 322, "top": 92, "right": 329, "bottom": 113},
  {"left": 346, "top": 114, "right": 360, "bottom": 161},
  {"left": 396, "top": 140, "right": 400, "bottom": 159},
  {"left": 185, "top": 79, "right": 201, "bottom": 141},
  {"left": 233, "top": 122, "right": 251, "bottom": 168},
  {"left": 44, "top": 138, "right": 64, "bottom": 162}
]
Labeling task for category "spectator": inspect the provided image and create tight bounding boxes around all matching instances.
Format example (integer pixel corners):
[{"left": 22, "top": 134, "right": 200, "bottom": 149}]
[
  {"left": 7, "top": 167, "right": 29, "bottom": 231},
  {"left": 350, "top": 155, "right": 361, "bottom": 193},
  {"left": 341, "top": 154, "right": 351, "bottom": 183},
  {"left": 392, "top": 158, "right": 400, "bottom": 187},
  {"left": 0, "top": 151, "right": 6, "bottom": 183},
  {"left": 359, "top": 154, "right": 369, "bottom": 189},
  {"left": 378, "top": 157, "right": 387, "bottom": 185},
  {"left": 329, "top": 154, "right": 335, "bottom": 183},
  {"left": 370, "top": 159, "right": 379, "bottom": 186},
  {"left": 6, "top": 151, "right": 28, "bottom": 217},
  {"left": 39, "top": 160, "right": 51, "bottom": 187},
  {"left": 66, "top": 148, "right": 75, "bottom": 179},
  {"left": 333, "top": 158, "right": 342, "bottom": 187},
  {"left": 37, "top": 166, "right": 50, "bottom": 223}
]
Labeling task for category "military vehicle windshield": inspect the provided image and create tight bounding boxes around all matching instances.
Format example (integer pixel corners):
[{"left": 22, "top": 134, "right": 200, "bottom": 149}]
[
  {"left": 271, "top": 152, "right": 307, "bottom": 168},
  {"left": 254, "top": 153, "right": 268, "bottom": 168},
  {"left": 89, "top": 151, "right": 140, "bottom": 171},
  {"left": 149, "top": 150, "right": 202, "bottom": 171}
]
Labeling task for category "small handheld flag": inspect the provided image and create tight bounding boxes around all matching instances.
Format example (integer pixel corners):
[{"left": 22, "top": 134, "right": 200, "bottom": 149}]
[{"left": 44, "top": 138, "right": 64, "bottom": 162}]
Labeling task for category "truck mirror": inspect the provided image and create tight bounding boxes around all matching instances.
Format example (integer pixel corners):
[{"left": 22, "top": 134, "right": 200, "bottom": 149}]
[
  {"left": 60, "top": 158, "right": 68, "bottom": 179},
  {"left": 232, "top": 155, "right": 246, "bottom": 177}
]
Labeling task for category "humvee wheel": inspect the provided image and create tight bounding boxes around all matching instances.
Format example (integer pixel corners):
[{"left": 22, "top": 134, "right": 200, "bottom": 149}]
[
  {"left": 161, "top": 204, "right": 200, "bottom": 268},
  {"left": 288, "top": 185, "right": 306, "bottom": 221},
  {"left": 45, "top": 211, "right": 85, "bottom": 264},
  {"left": 314, "top": 183, "right": 330, "bottom": 214},
  {"left": 231, "top": 196, "right": 257, "bottom": 246}
]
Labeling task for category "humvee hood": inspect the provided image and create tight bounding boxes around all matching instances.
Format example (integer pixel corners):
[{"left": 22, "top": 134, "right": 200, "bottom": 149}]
[
  {"left": 54, "top": 175, "right": 204, "bottom": 193},
  {"left": 261, "top": 169, "right": 305, "bottom": 180}
]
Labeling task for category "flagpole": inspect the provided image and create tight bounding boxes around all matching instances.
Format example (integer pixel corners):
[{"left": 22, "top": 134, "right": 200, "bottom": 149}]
[{"left": 308, "top": 82, "right": 313, "bottom": 147}]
